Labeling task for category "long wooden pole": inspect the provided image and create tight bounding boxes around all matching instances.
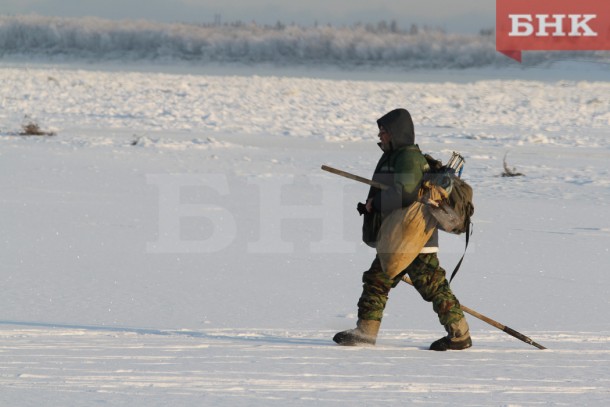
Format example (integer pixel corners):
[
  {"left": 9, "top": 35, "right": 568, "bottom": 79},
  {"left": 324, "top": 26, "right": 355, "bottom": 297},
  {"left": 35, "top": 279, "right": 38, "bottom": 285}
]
[
  {"left": 321, "top": 165, "right": 389, "bottom": 190},
  {"left": 401, "top": 276, "right": 547, "bottom": 350}
]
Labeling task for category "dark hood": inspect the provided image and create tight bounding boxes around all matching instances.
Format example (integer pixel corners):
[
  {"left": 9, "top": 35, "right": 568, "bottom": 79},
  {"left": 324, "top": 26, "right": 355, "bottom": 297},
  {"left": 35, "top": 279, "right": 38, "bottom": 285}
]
[{"left": 377, "top": 108, "right": 415, "bottom": 150}]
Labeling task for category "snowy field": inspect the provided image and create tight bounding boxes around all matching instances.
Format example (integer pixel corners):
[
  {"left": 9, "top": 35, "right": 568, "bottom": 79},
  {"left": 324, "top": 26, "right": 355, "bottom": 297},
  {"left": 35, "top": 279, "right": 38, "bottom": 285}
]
[{"left": 1, "top": 58, "right": 609, "bottom": 405}]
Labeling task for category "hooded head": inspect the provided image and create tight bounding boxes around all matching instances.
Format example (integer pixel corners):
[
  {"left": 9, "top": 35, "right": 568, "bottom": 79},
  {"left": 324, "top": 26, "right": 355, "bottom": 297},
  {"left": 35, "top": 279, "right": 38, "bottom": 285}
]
[{"left": 376, "top": 108, "right": 415, "bottom": 151}]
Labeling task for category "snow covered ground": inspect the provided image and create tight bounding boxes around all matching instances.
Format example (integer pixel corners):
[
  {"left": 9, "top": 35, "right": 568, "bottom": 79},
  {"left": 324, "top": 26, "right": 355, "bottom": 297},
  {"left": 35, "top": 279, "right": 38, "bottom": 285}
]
[{"left": 1, "top": 60, "right": 609, "bottom": 405}]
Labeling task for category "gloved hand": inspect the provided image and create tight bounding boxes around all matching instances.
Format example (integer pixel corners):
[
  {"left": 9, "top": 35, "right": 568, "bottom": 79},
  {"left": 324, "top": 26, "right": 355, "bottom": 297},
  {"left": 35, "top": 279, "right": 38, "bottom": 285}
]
[{"left": 357, "top": 202, "right": 368, "bottom": 216}]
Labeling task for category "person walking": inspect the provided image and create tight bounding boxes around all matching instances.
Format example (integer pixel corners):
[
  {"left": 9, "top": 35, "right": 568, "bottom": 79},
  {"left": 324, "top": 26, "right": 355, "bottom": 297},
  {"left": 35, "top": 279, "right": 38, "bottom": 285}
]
[{"left": 333, "top": 108, "right": 472, "bottom": 351}]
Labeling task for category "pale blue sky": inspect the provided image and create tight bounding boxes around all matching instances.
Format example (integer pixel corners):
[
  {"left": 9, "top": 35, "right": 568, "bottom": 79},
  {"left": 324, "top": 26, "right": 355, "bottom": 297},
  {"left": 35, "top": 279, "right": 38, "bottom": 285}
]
[{"left": 2, "top": 0, "right": 495, "bottom": 33}]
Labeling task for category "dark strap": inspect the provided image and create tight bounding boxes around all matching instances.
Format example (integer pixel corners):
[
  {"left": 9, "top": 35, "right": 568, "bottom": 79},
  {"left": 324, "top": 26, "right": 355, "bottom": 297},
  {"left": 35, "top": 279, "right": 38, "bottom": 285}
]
[{"left": 449, "top": 222, "right": 472, "bottom": 283}]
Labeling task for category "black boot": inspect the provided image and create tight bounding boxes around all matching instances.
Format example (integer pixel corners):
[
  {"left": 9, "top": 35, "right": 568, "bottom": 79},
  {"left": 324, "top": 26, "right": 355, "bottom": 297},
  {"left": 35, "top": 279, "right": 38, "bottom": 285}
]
[
  {"left": 430, "top": 317, "right": 472, "bottom": 351},
  {"left": 429, "top": 335, "right": 472, "bottom": 351},
  {"left": 333, "top": 319, "right": 380, "bottom": 346}
]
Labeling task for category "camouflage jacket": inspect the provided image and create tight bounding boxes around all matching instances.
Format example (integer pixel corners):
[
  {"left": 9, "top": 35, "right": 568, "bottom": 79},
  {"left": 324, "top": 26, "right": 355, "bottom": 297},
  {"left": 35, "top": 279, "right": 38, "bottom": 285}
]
[{"left": 362, "top": 109, "right": 438, "bottom": 249}]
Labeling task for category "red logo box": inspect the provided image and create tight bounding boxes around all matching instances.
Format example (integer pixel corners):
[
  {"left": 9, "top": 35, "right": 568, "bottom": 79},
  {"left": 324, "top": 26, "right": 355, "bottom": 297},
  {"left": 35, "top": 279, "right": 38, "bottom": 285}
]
[{"left": 496, "top": 0, "right": 610, "bottom": 62}]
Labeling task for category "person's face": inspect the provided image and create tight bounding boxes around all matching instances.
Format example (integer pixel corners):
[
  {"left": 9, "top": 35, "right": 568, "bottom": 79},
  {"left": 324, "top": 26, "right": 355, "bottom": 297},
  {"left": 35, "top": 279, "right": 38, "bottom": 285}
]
[{"left": 378, "top": 127, "right": 391, "bottom": 147}]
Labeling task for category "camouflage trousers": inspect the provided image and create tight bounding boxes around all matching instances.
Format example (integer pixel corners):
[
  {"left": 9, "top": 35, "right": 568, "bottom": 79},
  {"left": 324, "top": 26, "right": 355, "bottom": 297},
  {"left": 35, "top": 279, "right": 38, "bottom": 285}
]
[{"left": 357, "top": 253, "right": 467, "bottom": 332}]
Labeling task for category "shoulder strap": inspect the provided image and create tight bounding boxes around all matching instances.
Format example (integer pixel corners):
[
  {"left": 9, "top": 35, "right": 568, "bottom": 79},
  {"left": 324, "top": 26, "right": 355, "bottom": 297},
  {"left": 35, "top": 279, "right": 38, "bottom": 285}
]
[{"left": 449, "top": 221, "right": 472, "bottom": 283}]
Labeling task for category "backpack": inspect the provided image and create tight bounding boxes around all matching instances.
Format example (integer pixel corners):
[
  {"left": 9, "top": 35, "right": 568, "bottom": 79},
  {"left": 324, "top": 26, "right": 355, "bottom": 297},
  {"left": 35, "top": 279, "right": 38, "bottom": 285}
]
[
  {"left": 422, "top": 152, "right": 474, "bottom": 282},
  {"left": 422, "top": 153, "right": 474, "bottom": 235}
]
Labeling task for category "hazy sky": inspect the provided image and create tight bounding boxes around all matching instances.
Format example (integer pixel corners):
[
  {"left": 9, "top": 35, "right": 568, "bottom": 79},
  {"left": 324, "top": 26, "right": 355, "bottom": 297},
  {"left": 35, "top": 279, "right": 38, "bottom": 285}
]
[{"left": 2, "top": 0, "right": 495, "bottom": 33}]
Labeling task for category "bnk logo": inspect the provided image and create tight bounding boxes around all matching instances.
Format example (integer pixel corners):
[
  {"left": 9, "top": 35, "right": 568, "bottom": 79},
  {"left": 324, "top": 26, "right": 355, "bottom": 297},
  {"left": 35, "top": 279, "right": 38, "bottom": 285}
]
[
  {"left": 496, "top": 0, "right": 610, "bottom": 62},
  {"left": 509, "top": 14, "right": 597, "bottom": 37}
]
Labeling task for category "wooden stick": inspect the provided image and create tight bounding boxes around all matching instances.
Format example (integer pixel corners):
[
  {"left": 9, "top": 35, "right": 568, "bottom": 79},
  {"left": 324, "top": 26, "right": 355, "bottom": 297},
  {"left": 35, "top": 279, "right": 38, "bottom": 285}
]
[
  {"left": 401, "top": 276, "right": 547, "bottom": 350},
  {"left": 321, "top": 165, "right": 389, "bottom": 190}
]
